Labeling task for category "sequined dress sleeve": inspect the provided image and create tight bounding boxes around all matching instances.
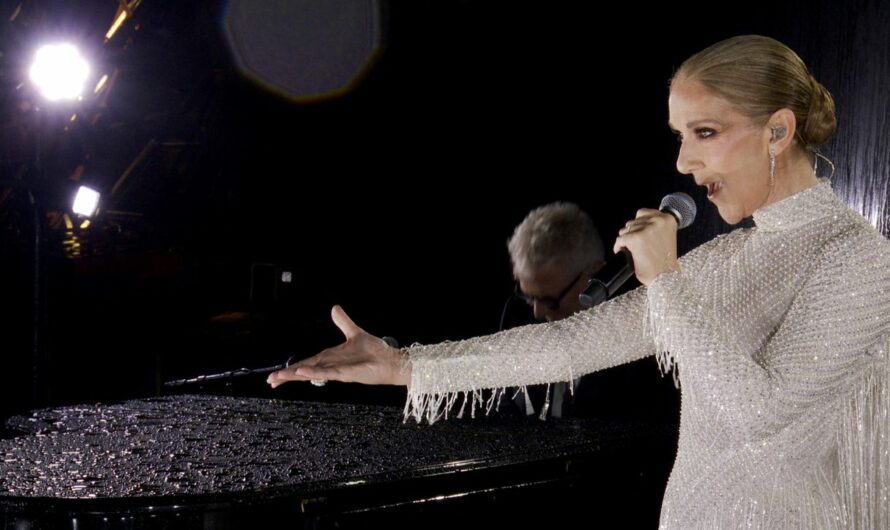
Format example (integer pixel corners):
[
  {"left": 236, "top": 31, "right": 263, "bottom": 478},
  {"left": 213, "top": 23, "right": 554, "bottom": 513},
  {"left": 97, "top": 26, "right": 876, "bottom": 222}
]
[
  {"left": 649, "top": 227, "right": 890, "bottom": 528},
  {"left": 642, "top": 181, "right": 890, "bottom": 528},
  {"left": 404, "top": 181, "right": 890, "bottom": 528},
  {"left": 404, "top": 284, "right": 656, "bottom": 423}
]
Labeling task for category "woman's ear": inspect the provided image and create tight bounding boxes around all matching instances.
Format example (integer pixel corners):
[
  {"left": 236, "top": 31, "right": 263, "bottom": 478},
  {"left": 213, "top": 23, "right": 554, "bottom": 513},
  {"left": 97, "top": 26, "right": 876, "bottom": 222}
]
[{"left": 767, "top": 108, "right": 797, "bottom": 155}]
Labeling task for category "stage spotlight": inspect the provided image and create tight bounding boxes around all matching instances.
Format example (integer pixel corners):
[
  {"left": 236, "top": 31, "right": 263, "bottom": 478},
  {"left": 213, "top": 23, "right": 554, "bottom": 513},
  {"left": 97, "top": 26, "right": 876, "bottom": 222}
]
[
  {"left": 29, "top": 43, "right": 90, "bottom": 101},
  {"left": 72, "top": 185, "right": 100, "bottom": 217}
]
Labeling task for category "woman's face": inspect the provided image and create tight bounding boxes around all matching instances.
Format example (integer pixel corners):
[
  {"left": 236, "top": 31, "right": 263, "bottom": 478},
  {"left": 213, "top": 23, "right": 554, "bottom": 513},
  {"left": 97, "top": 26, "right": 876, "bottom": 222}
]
[{"left": 668, "top": 80, "right": 772, "bottom": 225}]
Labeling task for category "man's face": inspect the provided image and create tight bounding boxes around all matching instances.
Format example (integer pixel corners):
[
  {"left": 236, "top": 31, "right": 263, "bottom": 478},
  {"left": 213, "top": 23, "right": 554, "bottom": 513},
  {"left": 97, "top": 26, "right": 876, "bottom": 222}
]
[{"left": 517, "top": 260, "right": 588, "bottom": 322}]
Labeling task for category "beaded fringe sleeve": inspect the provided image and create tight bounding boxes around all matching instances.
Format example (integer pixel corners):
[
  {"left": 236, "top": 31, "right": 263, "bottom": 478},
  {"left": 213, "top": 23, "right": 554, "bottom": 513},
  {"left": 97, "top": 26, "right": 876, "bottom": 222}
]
[
  {"left": 648, "top": 230, "right": 890, "bottom": 529},
  {"left": 404, "top": 285, "right": 655, "bottom": 423},
  {"left": 404, "top": 181, "right": 890, "bottom": 528}
]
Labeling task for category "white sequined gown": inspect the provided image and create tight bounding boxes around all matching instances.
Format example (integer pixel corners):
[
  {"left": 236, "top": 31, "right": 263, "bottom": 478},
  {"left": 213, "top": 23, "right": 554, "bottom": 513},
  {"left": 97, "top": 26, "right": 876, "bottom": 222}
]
[{"left": 405, "top": 180, "right": 890, "bottom": 529}]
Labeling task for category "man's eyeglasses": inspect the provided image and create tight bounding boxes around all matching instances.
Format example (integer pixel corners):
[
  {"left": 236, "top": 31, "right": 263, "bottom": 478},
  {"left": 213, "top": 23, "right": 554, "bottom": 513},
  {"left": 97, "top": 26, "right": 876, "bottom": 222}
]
[{"left": 514, "top": 271, "right": 584, "bottom": 311}]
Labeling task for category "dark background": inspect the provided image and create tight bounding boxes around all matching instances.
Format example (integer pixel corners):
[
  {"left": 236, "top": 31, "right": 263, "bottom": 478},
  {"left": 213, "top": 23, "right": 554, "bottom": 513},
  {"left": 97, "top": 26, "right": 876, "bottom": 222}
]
[{"left": 0, "top": 0, "right": 887, "bottom": 429}]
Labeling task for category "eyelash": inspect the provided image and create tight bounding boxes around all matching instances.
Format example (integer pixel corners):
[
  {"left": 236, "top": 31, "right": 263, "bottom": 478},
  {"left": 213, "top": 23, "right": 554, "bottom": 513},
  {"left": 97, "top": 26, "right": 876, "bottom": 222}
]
[
  {"left": 676, "top": 128, "right": 716, "bottom": 143},
  {"left": 696, "top": 128, "right": 716, "bottom": 139}
]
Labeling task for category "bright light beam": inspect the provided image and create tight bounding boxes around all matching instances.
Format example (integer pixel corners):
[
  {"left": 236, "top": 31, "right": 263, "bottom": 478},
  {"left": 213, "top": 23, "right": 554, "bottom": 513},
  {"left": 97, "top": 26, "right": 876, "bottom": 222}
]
[
  {"left": 29, "top": 43, "right": 90, "bottom": 101},
  {"left": 72, "top": 186, "right": 100, "bottom": 217}
]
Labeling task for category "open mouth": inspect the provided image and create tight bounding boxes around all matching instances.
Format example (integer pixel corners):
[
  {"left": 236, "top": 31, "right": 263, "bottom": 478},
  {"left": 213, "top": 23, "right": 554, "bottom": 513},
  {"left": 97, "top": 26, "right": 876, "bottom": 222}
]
[{"left": 706, "top": 182, "right": 722, "bottom": 199}]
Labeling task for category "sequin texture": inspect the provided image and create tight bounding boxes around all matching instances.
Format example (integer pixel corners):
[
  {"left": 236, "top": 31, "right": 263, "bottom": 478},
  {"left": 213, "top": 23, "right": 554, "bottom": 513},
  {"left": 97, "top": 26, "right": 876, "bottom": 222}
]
[{"left": 405, "top": 180, "right": 890, "bottom": 528}]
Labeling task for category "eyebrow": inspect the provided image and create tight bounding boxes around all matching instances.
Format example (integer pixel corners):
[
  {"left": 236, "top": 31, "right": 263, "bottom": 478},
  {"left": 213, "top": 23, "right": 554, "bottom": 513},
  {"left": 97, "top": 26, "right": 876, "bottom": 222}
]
[{"left": 667, "top": 119, "right": 723, "bottom": 132}]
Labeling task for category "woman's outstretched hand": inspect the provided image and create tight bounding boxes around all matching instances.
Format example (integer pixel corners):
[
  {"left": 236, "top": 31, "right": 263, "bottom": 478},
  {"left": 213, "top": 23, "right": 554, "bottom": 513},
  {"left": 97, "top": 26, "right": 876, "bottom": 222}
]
[{"left": 266, "top": 305, "right": 410, "bottom": 388}]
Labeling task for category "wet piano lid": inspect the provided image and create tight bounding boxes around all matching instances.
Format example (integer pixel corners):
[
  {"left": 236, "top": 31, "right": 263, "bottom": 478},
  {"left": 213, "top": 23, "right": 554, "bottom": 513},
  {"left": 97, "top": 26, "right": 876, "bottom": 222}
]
[{"left": 0, "top": 394, "right": 661, "bottom": 507}]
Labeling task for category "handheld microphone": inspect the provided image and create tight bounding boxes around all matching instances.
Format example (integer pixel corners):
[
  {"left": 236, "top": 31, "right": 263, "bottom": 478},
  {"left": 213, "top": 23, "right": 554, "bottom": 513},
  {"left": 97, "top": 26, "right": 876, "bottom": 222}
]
[
  {"left": 163, "top": 336, "right": 400, "bottom": 387},
  {"left": 578, "top": 192, "right": 696, "bottom": 309}
]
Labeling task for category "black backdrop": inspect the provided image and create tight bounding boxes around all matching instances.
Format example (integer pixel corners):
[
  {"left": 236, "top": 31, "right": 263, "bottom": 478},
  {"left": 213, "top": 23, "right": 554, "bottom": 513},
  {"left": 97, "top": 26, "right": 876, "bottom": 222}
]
[{"left": 0, "top": 0, "right": 888, "bottom": 421}]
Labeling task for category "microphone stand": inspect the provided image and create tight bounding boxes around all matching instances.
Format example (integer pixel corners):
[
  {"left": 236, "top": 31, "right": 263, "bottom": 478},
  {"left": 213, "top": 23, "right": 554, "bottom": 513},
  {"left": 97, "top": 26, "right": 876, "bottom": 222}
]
[
  {"left": 163, "top": 337, "right": 400, "bottom": 387},
  {"left": 164, "top": 355, "right": 295, "bottom": 386},
  {"left": 163, "top": 357, "right": 295, "bottom": 387}
]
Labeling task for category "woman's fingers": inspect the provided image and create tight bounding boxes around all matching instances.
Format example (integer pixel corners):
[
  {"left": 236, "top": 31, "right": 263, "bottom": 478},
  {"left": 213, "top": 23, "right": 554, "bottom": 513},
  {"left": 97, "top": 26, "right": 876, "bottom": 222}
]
[
  {"left": 331, "top": 305, "right": 364, "bottom": 341},
  {"left": 612, "top": 209, "right": 680, "bottom": 286},
  {"left": 266, "top": 346, "right": 335, "bottom": 387},
  {"left": 618, "top": 220, "right": 651, "bottom": 236},
  {"left": 267, "top": 305, "right": 410, "bottom": 388},
  {"left": 266, "top": 369, "right": 293, "bottom": 388}
]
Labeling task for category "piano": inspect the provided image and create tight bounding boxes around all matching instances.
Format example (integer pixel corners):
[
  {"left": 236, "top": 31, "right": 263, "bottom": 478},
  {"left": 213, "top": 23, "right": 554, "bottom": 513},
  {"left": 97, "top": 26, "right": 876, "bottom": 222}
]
[{"left": 1, "top": 394, "right": 674, "bottom": 528}]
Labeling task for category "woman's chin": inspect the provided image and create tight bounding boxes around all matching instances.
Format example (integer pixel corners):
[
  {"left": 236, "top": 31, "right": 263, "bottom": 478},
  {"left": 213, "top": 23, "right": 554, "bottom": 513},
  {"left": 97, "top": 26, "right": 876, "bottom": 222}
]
[{"left": 716, "top": 205, "right": 745, "bottom": 225}]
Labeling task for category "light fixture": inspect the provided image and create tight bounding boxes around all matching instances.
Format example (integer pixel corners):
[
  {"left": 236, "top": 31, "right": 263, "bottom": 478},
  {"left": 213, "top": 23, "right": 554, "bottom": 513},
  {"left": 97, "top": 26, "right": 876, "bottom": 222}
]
[
  {"left": 105, "top": 0, "right": 143, "bottom": 41},
  {"left": 72, "top": 185, "right": 100, "bottom": 217},
  {"left": 28, "top": 43, "right": 90, "bottom": 101},
  {"left": 105, "top": 11, "right": 128, "bottom": 41}
]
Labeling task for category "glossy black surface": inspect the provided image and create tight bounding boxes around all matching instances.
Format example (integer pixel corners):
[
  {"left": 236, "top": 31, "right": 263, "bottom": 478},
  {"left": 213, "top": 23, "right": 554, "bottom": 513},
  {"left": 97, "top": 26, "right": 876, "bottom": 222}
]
[{"left": 1, "top": 395, "right": 673, "bottom": 528}]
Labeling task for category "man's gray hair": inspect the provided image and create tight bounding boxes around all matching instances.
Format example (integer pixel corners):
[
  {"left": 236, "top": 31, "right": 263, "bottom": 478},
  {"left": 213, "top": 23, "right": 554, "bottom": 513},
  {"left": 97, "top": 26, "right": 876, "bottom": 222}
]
[{"left": 507, "top": 202, "right": 604, "bottom": 280}]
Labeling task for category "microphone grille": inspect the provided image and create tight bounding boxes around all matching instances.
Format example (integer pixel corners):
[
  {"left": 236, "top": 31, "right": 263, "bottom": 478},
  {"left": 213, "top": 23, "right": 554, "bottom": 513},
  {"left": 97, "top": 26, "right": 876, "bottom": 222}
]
[{"left": 659, "top": 192, "right": 697, "bottom": 229}]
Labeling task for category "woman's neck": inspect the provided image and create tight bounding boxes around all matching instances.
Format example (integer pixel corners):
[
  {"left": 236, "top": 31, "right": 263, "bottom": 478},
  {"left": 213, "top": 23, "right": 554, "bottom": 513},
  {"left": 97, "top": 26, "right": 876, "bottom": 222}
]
[{"left": 767, "top": 148, "right": 820, "bottom": 206}]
